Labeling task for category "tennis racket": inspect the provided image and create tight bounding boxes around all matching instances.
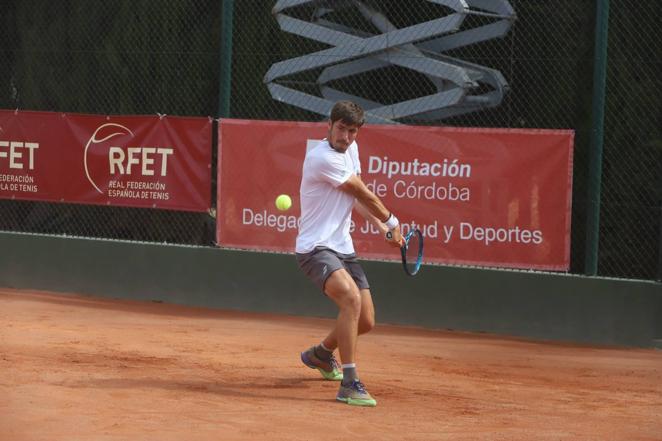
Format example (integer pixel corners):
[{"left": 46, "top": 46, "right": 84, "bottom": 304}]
[
  {"left": 387, "top": 228, "right": 424, "bottom": 276},
  {"left": 401, "top": 228, "right": 424, "bottom": 276}
]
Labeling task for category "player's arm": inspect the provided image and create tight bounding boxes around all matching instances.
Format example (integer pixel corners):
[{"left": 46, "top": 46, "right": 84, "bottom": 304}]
[
  {"left": 339, "top": 174, "right": 402, "bottom": 246},
  {"left": 354, "top": 200, "right": 388, "bottom": 236}
]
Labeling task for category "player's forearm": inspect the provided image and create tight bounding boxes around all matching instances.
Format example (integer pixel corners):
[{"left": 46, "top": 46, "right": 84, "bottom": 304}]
[
  {"left": 341, "top": 176, "right": 401, "bottom": 244},
  {"left": 339, "top": 174, "right": 394, "bottom": 225},
  {"left": 354, "top": 200, "right": 388, "bottom": 234},
  {"left": 355, "top": 191, "right": 390, "bottom": 223}
]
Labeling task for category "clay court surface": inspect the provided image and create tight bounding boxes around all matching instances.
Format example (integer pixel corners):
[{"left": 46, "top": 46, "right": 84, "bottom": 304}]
[{"left": 1, "top": 288, "right": 660, "bottom": 441}]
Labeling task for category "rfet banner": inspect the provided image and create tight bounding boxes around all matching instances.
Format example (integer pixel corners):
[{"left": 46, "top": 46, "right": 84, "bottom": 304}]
[
  {"left": 0, "top": 110, "right": 211, "bottom": 211},
  {"left": 218, "top": 119, "right": 574, "bottom": 270}
]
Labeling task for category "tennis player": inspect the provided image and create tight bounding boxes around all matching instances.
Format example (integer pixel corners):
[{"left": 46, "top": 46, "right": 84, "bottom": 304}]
[{"left": 296, "top": 100, "right": 402, "bottom": 407}]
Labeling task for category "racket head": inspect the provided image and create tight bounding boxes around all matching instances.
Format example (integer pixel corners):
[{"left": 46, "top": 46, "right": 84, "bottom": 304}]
[{"left": 401, "top": 228, "right": 424, "bottom": 276}]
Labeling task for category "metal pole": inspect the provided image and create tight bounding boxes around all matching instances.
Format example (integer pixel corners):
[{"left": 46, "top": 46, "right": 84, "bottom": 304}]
[
  {"left": 584, "top": 0, "right": 610, "bottom": 276},
  {"left": 657, "top": 206, "right": 662, "bottom": 282},
  {"left": 218, "top": 0, "right": 234, "bottom": 118}
]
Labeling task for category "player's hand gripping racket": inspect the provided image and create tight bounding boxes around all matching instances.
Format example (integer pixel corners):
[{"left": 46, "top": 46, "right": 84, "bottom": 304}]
[{"left": 387, "top": 228, "right": 424, "bottom": 276}]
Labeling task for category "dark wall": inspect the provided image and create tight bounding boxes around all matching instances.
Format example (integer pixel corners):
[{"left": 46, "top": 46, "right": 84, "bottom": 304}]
[{"left": 1, "top": 232, "right": 660, "bottom": 347}]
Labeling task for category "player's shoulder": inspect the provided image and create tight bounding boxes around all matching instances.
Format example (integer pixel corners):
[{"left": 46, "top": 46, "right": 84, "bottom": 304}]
[
  {"left": 308, "top": 140, "right": 336, "bottom": 159},
  {"left": 307, "top": 144, "right": 343, "bottom": 171},
  {"left": 308, "top": 139, "right": 327, "bottom": 153}
]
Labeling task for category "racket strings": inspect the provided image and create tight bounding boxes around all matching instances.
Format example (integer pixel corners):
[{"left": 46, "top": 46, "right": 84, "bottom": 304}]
[{"left": 404, "top": 231, "right": 422, "bottom": 274}]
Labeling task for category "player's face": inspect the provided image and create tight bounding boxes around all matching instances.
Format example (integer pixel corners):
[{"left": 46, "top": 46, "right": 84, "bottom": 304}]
[{"left": 328, "top": 120, "right": 360, "bottom": 152}]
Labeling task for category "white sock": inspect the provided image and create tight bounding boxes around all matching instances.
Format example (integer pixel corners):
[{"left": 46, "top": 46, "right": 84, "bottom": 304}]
[{"left": 341, "top": 363, "right": 357, "bottom": 384}]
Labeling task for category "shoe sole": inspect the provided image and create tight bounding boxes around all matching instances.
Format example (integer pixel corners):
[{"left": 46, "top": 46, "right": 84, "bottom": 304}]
[
  {"left": 300, "top": 352, "right": 343, "bottom": 381},
  {"left": 336, "top": 396, "right": 377, "bottom": 407}
]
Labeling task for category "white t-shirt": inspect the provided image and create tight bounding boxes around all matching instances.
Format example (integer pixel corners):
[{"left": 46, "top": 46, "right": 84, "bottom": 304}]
[{"left": 295, "top": 139, "right": 361, "bottom": 254}]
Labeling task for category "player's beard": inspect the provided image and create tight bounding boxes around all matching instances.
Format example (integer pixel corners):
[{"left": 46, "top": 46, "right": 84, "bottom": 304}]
[{"left": 328, "top": 131, "right": 349, "bottom": 153}]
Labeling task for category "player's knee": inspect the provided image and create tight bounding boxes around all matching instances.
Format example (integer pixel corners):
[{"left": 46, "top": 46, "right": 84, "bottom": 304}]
[
  {"left": 326, "top": 277, "right": 351, "bottom": 297},
  {"left": 358, "top": 315, "right": 375, "bottom": 334},
  {"left": 325, "top": 274, "right": 361, "bottom": 313},
  {"left": 339, "top": 288, "right": 361, "bottom": 314}
]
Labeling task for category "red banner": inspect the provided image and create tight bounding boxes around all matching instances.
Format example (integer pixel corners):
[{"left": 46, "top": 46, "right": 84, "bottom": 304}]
[
  {"left": 0, "top": 110, "right": 211, "bottom": 211},
  {"left": 218, "top": 119, "right": 574, "bottom": 270}
]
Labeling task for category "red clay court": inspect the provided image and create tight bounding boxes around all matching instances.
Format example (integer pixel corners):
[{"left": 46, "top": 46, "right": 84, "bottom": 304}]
[{"left": 1, "top": 288, "right": 660, "bottom": 441}]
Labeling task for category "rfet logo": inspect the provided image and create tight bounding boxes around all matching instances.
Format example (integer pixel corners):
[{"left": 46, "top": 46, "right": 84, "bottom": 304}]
[
  {"left": 0, "top": 140, "right": 39, "bottom": 170},
  {"left": 84, "top": 123, "right": 174, "bottom": 194}
]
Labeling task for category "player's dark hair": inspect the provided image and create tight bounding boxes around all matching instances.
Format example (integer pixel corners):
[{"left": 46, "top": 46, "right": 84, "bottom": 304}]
[{"left": 330, "top": 101, "right": 365, "bottom": 127}]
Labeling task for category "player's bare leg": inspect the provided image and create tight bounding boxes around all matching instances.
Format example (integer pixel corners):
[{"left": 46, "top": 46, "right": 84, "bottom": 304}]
[
  {"left": 304, "top": 287, "right": 374, "bottom": 375},
  {"left": 321, "top": 270, "right": 377, "bottom": 406},
  {"left": 323, "top": 269, "right": 361, "bottom": 366},
  {"left": 300, "top": 275, "right": 373, "bottom": 382},
  {"left": 320, "top": 288, "right": 375, "bottom": 351}
]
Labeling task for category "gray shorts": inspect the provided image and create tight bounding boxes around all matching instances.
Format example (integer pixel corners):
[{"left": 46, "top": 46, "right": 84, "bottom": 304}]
[{"left": 296, "top": 247, "right": 370, "bottom": 293}]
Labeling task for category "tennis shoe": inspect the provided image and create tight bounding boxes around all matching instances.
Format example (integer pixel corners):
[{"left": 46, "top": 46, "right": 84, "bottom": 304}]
[
  {"left": 336, "top": 379, "right": 377, "bottom": 407},
  {"left": 300, "top": 346, "right": 343, "bottom": 381}
]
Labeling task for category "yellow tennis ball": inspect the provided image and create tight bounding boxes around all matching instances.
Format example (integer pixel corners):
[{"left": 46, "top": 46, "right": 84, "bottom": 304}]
[{"left": 275, "top": 194, "right": 292, "bottom": 211}]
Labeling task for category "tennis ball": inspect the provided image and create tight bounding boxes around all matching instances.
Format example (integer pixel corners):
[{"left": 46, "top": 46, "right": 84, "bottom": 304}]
[{"left": 275, "top": 194, "right": 292, "bottom": 211}]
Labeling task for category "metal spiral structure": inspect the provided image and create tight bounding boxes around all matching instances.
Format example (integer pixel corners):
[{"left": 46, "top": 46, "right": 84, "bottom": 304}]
[{"left": 265, "top": 0, "right": 516, "bottom": 123}]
